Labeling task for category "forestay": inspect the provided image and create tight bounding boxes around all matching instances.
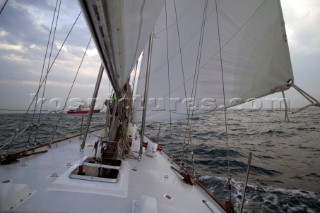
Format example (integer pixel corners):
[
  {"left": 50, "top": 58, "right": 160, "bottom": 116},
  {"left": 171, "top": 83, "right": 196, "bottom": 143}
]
[{"left": 134, "top": 0, "right": 293, "bottom": 122}]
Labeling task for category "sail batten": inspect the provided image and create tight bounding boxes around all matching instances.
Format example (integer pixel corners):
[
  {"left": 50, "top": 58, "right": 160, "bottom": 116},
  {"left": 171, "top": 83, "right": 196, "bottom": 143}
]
[{"left": 134, "top": 0, "right": 293, "bottom": 122}]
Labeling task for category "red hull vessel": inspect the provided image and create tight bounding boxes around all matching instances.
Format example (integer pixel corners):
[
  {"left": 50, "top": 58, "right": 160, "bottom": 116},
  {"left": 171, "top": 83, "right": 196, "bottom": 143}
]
[
  {"left": 67, "top": 101, "right": 101, "bottom": 114},
  {"left": 67, "top": 109, "right": 101, "bottom": 114}
]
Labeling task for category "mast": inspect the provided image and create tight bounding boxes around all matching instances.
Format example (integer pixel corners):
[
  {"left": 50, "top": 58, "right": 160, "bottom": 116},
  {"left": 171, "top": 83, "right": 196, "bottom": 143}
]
[
  {"left": 139, "top": 33, "right": 154, "bottom": 156},
  {"left": 80, "top": 63, "right": 104, "bottom": 150}
]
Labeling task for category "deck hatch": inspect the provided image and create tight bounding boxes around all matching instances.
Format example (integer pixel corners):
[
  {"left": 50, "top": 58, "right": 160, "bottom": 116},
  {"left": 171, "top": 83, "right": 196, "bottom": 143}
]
[
  {"left": 69, "top": 165, "right": 119, "bottom": 183},
  {"left": 83, "top": 157, "right": 122, "bottom": 169}
]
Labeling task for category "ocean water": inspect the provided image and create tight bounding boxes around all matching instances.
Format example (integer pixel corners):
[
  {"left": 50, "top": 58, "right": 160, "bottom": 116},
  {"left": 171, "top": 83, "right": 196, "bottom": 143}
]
[
  {"left": 0, "top": 113, "right": 106, "bottom": 154},
  {"left": 144, "top": 108, "right": 320, "bottom": 212},
  {"left": 0, "top": 109, "right": 319, "bottom": 212}
]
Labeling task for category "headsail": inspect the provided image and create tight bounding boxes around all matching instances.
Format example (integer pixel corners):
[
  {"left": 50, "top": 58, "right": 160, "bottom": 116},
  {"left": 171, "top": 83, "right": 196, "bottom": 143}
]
[
  {"left": 134, "top": 0, "right": 293, "bottom": 122},
  {"left": 79, "top": 0, "right": 165, "bottom": 96}
]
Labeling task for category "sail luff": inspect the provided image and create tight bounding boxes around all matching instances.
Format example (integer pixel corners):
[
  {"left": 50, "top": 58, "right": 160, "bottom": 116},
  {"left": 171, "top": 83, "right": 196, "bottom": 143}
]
[
  {"left": 79, "top": 0, "right": 121, "bottom": 96},
  {"left": 139, "top": 33, "right": 153, "bottom": 156},
  {"left": 79, "top": 0, "right": 165, "bottom": 97}
]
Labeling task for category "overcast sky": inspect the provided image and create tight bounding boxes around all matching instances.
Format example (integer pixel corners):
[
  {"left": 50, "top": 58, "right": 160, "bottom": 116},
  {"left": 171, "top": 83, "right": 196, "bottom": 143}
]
[
  {"left": 0, "top": 0, "right": 110, "bottom": 112},
  {"left": 0, "top": 0, "right": 319, "bottom": 112}
]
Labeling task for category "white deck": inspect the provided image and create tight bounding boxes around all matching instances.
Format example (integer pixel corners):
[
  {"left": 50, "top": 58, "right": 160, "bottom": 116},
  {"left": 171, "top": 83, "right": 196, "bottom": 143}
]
[{"left": 0, "top": 132, "right": 225, "bottom": 213}]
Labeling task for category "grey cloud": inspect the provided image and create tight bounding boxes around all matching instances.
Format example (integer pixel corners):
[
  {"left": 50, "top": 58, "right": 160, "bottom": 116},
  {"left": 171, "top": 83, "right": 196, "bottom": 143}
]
[{"left": 0, "top": 3, "right": 48, "bottom": 45}]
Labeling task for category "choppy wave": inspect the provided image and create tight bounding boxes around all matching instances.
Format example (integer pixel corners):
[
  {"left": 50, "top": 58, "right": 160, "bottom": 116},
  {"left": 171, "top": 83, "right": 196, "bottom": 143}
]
[
  {"left": 200, "top": 175, "right": 320, "bottom": 212},
  {"left": 1, "top": 109, "right": 320, "bottom": 212},
  {"left": 0, "top": 113, "right": 105, "bottom": 154},
  {"left": 144, "top": 108, "right": 320, "bottom": 212}
]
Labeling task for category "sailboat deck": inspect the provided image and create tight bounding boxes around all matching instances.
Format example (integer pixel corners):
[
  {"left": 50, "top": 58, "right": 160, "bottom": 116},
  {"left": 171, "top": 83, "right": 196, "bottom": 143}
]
[{"left": 0, "top": 132, "right": 225, "bottom": 213}]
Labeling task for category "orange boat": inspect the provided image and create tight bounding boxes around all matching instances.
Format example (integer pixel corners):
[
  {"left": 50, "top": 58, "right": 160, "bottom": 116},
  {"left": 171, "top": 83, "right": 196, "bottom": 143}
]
[{"left": 67, "top": 102, "right": 100, "bottom": 114}]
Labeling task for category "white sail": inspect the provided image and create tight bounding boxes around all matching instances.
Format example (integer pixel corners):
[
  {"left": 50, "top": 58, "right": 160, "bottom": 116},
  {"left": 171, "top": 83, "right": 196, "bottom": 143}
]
[
  {"left": 134, "top": 0, "right": 293, "bottom": 122},
  {"left": 79, "top": 0, "right": 165, "bottom": 94}
]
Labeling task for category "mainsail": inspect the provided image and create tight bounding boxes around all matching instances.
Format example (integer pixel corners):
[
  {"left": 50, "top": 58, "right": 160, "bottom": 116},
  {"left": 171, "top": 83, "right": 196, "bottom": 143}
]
[
  {"left": 134, "top": 0, "right": 293, "bottom": 122},
  {"left": 79, "top": 0, "right": 165, "bottom": 96}
]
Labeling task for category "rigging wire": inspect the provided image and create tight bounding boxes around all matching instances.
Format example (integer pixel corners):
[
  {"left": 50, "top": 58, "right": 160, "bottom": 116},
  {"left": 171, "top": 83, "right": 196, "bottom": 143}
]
[
  {"left": 154, "top": 0, "right": 197, "bottom": 36},
  {"left": 25, "top": 12, "right": 82, "bottom": 120},
  {"left": 165, "top": 0, "right": 172, "bottom": 143},
  {"left": 32, "top": 0, "right": 59, "bottom": 111},
  {"left": 147, "top": 0, "right": 268, "bottom": 102},
  {"left": 141, "top": 2, "right": 217, "bottom": 88},
  {"left": 35, "top": 0, "right": 60, "bottom": 100},
  {"left": 169, "top": 0, "right": 209, "bottom": 175},
  {"left": 51, "top": 37, "right": 92, "bottom": 143},
  {"left": 39, "top": 0, "right": 62, "bottom": 114},
  {"left": 186, "top": 0, "right": 209, "bottom": 175},
  {"left": 0, "top": 110, "right": 62, "bottom": 151},
  {"left": 6, "top": 12, "right": 82, "bottom": 151},
  {"left": 0, "top": 0, "right": 8, "bottom": 15},
  {"left": 20, "top": 12, "right": 81, "bottom": 123},
  {"left": 172, "top": 0, "right": 190, "bottom": 106},
  {"left": 189, "top": 0, "right": 209, "bottom": 110},
  {"left": 33, "top": 0, "right": 62, "bottom": 145},
  {"left": 291, "top": 83, "right": 320, "bottom": 114},
  {"left": 172, "top": 0, "right": 193, "bottom": 163},
  {"left": 27, "top": 0, "right": 60, "bottom": 148},
  {"left": 214, "top": 0, "right": 232, "bottom": 202}
]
